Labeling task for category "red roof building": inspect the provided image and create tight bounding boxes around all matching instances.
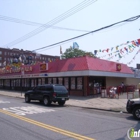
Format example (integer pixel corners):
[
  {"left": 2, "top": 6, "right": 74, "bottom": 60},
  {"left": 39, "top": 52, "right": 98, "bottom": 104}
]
[
  {"left": 47, "top": 56, "right": 133, "bottom": 75},
  {"left": 0, "top": 56, "right": 138, "bottom": 96}
]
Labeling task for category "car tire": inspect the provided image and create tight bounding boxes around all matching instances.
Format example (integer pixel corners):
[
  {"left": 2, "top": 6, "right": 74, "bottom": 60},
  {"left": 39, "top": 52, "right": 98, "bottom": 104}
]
[
  {"left": 133, "top": 107, "right": 140, "bottom": 120},
  {"left": 25, "top": 95, "right": 30, "bottom": 103},
  {"left": 58, "top": 101, "right": 65, "bottom": 106},
  {"left": 43, "top": 97, "right": 51, "bottom": 106}
]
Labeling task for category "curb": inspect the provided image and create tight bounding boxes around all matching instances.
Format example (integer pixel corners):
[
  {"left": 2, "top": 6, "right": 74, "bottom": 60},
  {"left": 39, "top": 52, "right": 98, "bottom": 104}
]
[
  {"left": 66, "top": 104, "right": 128, "bottom": 113},
  {"left": 0, "top": 94, "right": 24, "bottom": 99}
]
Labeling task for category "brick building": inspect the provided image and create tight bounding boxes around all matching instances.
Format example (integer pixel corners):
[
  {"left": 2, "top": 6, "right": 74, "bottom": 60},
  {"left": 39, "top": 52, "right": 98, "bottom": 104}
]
[{"left": 0, "top": 47, "right": 59, "bottom": 68}]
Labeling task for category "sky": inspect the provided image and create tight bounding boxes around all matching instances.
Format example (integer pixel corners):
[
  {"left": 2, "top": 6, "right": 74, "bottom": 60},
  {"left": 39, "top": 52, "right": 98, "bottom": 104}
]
[{"left": 0, "top": 0, "right": 140, "bottom": 68}]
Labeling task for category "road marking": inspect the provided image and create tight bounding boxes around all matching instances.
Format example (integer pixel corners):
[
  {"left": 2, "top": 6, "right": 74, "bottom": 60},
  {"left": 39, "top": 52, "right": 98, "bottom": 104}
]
[
  {"left": 0, "top": 100, "right": 10, "bottom": 103},
  {"left": 2, "top": 106, "right": 55, "bottom": 115},
  {"left": 0, "top": 109, "right": 95, "bottom": 140}
]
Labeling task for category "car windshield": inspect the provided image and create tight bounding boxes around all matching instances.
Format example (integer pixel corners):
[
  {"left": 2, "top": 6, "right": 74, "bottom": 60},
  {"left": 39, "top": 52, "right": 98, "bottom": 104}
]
[{"left": 54, "top": 86, "right": 67, "bottom": 92}]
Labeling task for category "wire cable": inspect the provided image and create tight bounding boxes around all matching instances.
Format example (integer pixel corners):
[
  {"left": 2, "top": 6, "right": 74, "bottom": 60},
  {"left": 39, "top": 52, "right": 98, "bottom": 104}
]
[
  {"left": 33, "top": 15, "right": 140, "bottom": 51},
  {"left": 2, "top": 0, "right": 97, "bottom": 47},
  {"left": 0, "top": 15, "right": 90, "bottom": 32}
]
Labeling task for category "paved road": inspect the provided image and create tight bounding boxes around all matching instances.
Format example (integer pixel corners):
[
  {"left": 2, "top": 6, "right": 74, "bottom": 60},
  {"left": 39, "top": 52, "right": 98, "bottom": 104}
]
[
  {"left": 0, "top": 95, "right": 139, "bottom": 140},
  {"left": 1, "top": 89, "right": 139, "bottom": 113}
]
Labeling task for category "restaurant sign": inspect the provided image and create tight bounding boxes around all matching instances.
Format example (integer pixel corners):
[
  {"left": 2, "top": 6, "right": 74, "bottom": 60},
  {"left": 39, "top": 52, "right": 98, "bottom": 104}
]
[
  {"left": 40, "top": 63, "right": 48, "bottom": 71},
  {"left": 116, "top": 64, "right": 121, "bottom": 71}
]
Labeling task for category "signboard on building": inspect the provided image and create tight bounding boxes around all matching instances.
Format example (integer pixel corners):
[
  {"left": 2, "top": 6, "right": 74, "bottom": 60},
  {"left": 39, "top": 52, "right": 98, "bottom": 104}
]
[
  {"left": 116, "top": 64, "right": 121, "bottom": 71},
  {"left": 40, "top": 63, "right": 48, "bottom": 71}
]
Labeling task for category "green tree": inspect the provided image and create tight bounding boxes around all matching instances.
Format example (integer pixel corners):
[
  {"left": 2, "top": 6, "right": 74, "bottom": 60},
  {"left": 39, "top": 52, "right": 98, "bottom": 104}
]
[{"left": 61, "top": 47, "right": 95, "bottom": 59}]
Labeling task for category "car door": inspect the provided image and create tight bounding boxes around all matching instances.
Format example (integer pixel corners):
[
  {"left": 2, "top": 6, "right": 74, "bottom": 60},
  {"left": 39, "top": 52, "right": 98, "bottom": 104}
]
[
  {"left": 36, "top": 86, "right": 45, "bottom": 100},
  {"left": 45, "top": 85, "right": 53, "bottom": 98},
  {"left": 30, "top": 86, "right": 41, "bottom": 100}
]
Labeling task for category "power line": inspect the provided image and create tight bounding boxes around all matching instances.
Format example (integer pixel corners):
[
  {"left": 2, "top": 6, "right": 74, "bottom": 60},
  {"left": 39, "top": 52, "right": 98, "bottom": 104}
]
[
  {"left": 33, "top": 15, "right": 140, "bottom": 52},
  {"left": 2, "top": 0, "right": 97, "bottom": 48},
  {"left": 37, "top": 22, "right": 135, "bottom": 53},
  {"left": 0, "top": 15, "right": 90, "bottom": 32}
]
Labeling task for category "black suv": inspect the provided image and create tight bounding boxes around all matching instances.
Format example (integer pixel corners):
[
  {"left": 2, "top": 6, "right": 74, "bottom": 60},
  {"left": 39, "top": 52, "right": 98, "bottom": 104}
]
[
  {"left": 24, "top": 84, "right": 69, "bottom": 106},
  {"left": 126, "top": 98, "right": 140, "bottom": 119}
]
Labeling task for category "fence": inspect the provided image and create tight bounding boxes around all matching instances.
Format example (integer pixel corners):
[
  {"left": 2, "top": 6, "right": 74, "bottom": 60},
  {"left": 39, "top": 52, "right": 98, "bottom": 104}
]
[{"left": 101, "top": 85, "right": 139, "bottom": 99}]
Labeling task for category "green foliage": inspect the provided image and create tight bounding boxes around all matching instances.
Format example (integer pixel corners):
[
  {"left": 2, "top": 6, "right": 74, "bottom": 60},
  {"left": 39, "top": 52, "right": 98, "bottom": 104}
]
[{"left": 61, "top": 47, "right": 95, "bottom": 59}]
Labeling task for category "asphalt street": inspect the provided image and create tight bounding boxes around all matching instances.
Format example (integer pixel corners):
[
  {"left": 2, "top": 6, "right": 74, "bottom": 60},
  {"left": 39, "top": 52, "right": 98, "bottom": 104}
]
[{"left": 0, "top": 95, "right": 139, "bottom": 140}]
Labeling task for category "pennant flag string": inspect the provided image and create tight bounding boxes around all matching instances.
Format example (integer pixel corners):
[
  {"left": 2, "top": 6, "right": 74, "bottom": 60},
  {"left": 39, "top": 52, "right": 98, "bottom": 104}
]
[
  {"left": 127, "top": 48, "right": 140, "bottom": 65},
  {"left": 94, "top": 38, "right": 140, "bottom": 56},
  {"left": 104, "top": 46, "right": 137, "bottom": 61},
  {"left": 98, "top": 44, "right": 137, "bottom": 59}
]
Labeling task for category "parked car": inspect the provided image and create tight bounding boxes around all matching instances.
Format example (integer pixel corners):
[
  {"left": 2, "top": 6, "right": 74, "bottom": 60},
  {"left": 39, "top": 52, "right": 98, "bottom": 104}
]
[
  {"left": 24, "top": 84, "right": 69, "bottom": 106},
  {"left": 126, "top": 98, "right": 140, "bottom": 119}
]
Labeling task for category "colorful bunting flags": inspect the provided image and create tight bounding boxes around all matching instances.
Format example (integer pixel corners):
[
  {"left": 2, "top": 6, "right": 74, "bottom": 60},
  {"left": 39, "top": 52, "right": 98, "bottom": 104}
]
[
  {"left": 127, "top": 48, "right": 140, "bottom": 65},
  {"left": 95, "top": 38, "right": 140, "bottom": 65},
  {"left": 95, "top": 38, "right": 140, "bottom": 56}
]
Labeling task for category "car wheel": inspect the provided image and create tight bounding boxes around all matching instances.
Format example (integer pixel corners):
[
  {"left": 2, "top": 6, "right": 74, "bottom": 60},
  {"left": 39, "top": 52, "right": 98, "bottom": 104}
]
[
  {"left": 133, "top": 107, "right": 140, "bottom": 120},
  {"left": 25, "top": 95, "right": 30, "bottom": 103},
  {"left": 43, "top": 97, "right": 51, "bottom": 106},
  {"left": 58, "top": 101, "right": 65, "bottom": 106}
]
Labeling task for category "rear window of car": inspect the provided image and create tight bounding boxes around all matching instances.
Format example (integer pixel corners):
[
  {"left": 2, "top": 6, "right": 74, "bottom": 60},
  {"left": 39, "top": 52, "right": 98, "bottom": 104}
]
[{"left": 53, "top": 86, "right": 67, "bottom": 92}]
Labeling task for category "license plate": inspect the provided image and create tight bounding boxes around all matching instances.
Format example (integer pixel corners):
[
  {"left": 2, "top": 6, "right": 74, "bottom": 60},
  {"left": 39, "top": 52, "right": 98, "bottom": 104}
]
[{"left": 62, "top": 98, "right": 65, "bottom": 100}]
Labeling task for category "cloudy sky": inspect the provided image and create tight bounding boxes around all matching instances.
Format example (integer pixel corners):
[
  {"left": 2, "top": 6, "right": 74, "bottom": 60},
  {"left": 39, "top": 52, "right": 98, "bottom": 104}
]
[{"left": 0, "top": 0, "right": 140, "bottom": 68}]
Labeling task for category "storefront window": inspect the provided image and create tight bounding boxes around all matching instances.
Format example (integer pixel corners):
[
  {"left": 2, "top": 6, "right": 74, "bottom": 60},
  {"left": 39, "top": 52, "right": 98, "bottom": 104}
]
[
  {"left": 77, "top": 77, "right": 83, "bottom": 90},
  {"left": 42, "top": 78, "right": 45, "bottom": 85},
  {"left": 58, "top": 78, "right": 63, "bottom": 85},
  {"left": 34, "top": 79, "right": 37, "bottom": 86},
  {"left": 24, "top": 79, "right": 26, "bottom": 87},
  {"left": 53, "top": 78, "right": 57, "bottom": 84},
  {"left": 71, "top": 77, "right": 75, "bottom": 89},
  {"left": 38, "top": 79, "right": 42, "bottom": 85},
  {"left": 31, "top": 79, "right": 34, "bottom": 87},
  {"left": 64, "top": 78, "right": 69, "bottom": 89},
  {"left": 4, "top": 80, "right": 10, "bottom": 87},
  {"left": 25, "top": 79, "right": 30, "bottom": 87},
  {"left": 22, "top": 79, "right": 25, "bottom": 87},
  {"left": 11, "top": 80, "right": 14, "bottom": 87},
  {"left": 48, "top": 78, "right": 52, "bottom": 84},
  {"left": 16, "top": 79, "right": 20, "bottom": 87},
  {"left": 0, "top": 80, "right": 3, "bottom": 86}
]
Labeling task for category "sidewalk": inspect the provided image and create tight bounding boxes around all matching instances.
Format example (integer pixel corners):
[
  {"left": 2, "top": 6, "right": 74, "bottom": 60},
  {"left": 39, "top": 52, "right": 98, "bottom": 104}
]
[{"left": 0, "top": 90, "right": 138, "bottom": 113}]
